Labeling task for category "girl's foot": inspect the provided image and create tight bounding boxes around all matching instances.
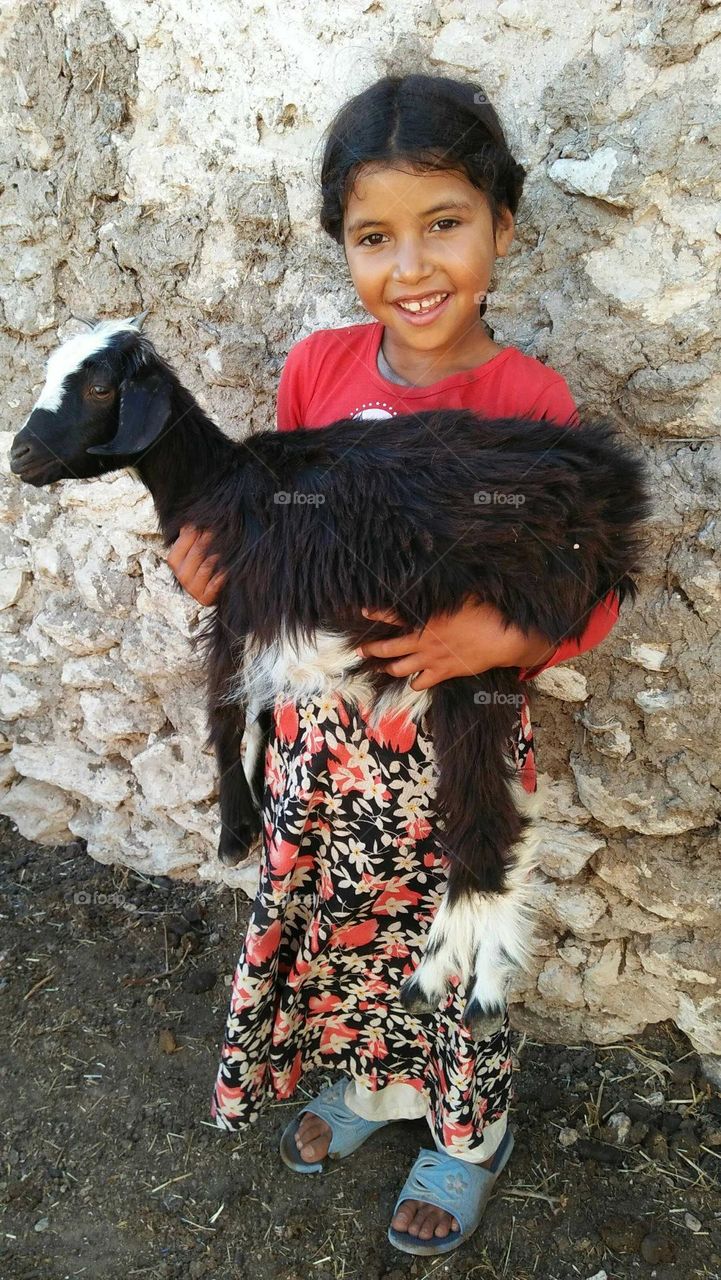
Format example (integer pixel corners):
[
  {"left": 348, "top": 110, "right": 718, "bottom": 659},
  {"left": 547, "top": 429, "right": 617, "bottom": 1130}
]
[
  {"left": 390, "top": 1152, "right": 496, "bottom": 1239},
  {"left": 295, "top": 1113, "right": 492, "bottom": 1238}
]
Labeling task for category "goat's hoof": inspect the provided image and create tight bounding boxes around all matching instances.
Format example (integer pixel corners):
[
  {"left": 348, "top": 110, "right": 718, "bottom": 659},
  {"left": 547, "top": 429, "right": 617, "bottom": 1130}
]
[
  {"left": 217, "top": 825, "right": 258, "bottom": 867},
  {"left": 462, "top": 998, "right": 506, "bottom": 1040},
  {"left": 398, "top": 976, "right": 443, "bottom": 1016}
]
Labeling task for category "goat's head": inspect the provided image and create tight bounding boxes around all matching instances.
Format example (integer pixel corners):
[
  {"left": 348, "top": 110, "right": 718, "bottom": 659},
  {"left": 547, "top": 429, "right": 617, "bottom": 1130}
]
[{"left": 10, "top": 312, "right": 174, "bottom": 487}]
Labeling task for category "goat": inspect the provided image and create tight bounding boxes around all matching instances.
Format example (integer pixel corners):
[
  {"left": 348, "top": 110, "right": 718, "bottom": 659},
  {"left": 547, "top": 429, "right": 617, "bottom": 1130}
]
[{"left": 10, "top": 315, "right": 651, "bottom": 1037}]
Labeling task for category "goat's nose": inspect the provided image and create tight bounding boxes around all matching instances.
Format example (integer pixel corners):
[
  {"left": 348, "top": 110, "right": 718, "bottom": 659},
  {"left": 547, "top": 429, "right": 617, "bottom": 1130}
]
[{"left": 10, "top": 440, "right": 32, "bottom": 463}]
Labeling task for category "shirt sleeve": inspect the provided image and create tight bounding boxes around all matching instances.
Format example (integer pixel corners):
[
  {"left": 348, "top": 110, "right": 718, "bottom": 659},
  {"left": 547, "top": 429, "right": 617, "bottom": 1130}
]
[
  {"left": 517, "top": 372, "right": 620, "bottom": 680},
  {"left": 517, "top": 589, "right": 621, "bottom": 681},
  {"left": 526, "top": 373, "right": 581, "bottom": 428},
  {"left": 275, "top": 343, "right": 307, "bottom": 432}
]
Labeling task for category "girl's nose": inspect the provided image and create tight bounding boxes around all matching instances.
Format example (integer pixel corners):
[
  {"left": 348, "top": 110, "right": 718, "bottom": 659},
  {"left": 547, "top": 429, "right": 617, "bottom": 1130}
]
[{"left": 392, "top": 239, "right": 433, "bottom": 281}]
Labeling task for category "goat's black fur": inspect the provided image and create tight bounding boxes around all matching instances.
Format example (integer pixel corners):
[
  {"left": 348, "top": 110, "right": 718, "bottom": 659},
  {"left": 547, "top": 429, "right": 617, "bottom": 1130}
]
[{"left": 10, "top": 319, "right": 652, "bottom": 1031}]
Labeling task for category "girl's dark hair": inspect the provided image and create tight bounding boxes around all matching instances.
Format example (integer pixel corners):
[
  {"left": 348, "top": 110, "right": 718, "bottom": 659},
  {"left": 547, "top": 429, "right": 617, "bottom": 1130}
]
[{"left": 318, "top": 74, "right": 526, "bottom": 318}]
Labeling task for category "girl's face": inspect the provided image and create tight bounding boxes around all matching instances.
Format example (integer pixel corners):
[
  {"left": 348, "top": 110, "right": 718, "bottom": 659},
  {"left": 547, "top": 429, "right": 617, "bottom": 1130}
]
[{"left": 342, "top": 161, "right": 514, "bottom": 357}]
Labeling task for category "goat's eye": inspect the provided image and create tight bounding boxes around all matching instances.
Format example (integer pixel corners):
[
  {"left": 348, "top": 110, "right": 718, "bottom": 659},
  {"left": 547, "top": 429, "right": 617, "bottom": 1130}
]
[{"left": 90, "top": 384, "right": 112, "bottom": 397}]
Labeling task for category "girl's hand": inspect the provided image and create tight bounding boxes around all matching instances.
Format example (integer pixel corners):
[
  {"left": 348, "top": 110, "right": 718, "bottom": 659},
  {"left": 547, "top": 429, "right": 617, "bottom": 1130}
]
[
  {"left": 167, "top": 524, "right": 227, "bottom": 606},
  {"left": 358, "top": 601, "right": 551, "bottom": 690}
]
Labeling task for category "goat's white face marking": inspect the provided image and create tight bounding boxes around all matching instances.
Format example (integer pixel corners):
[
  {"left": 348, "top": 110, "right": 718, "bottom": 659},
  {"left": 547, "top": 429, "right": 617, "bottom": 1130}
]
[{"left": 30, "top": 318, "right": 140, "bottom": 418}]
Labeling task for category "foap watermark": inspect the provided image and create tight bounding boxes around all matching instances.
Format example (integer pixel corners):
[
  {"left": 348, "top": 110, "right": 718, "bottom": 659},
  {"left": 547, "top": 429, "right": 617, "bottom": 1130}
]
[
  {"left": 274, "top": 490, "right": 325, "bottom": 506},
  {"left": 474, "top": 691, "right": 526, "bottom": 707},
  {"left": 474, "top": 490, "right": 526, "bottom": 507},
  {"left": 72, "top": 890, "right": 129, "bottom": 908}
]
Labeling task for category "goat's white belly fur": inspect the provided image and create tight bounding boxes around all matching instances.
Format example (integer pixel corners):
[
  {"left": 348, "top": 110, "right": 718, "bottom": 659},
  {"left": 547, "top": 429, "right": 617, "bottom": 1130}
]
[{"left": 228, "top": 627, "right": 433, "bottom": 730}]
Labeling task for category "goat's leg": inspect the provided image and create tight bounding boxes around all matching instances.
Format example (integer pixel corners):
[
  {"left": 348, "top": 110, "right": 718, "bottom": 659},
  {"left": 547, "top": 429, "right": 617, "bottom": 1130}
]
[
  {"left": 208, "top": 700, "right": 261, "bottom": 866},
  {"left": 398, "top": 675, "right": 541, "bottom": 1037},
  {"left": 201, "top": 620, "right": 262, "bottom": 867}
]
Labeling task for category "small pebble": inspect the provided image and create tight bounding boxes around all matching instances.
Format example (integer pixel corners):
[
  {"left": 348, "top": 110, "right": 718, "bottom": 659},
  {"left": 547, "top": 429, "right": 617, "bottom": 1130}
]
[
  {"left": 646, "top": 1090, "right": 665, "bottom": 1107},
  {"left": 684, "top": 1212, "right": 702, "bottom": 1232},
  {"left": 34, "top": 1217, "right": 49, "bottom": 1232},
  {"left": 558, "top": 1127, "right": 579, "bottom": 1148},
  {"left": 604, "top": 1111, "right": 632, "bottom": 1145},
  {"left": 645, "top": 1129, "right": 669, "bottom": 1161},
  {"left": 158, "top": 1028, "right": 179, "bottom": 1054},
  {"left": 628, "top": 1120, "right": 649, "bottom": 1146}
]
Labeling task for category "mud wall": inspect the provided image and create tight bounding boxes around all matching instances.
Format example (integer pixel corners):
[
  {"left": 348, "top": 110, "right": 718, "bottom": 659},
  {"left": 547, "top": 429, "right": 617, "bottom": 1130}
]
[{"left": 1, "top": 0, "right": 720, "bottom": 1056}]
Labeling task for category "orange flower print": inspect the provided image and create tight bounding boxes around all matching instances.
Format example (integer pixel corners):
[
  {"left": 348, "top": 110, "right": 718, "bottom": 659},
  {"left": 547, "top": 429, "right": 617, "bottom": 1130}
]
[
  {"left": 275, "top": 699, "right": 300, "bottom": 744},
  {"left": 245, "top": 917, "right": 281, "bottom": 965},
  {"left": 328, "top": 917, "right": 379, "bottom": 950}
]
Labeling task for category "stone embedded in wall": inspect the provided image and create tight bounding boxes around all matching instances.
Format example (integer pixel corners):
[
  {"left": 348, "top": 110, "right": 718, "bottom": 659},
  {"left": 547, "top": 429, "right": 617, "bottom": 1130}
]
[
  {"left": 539, "top": 880, "right": 608, "bottom": 935},
  {"left": 548, "top": 146, "right": 639, "bottom": 209},
  {"left": 570, "top": 756, "right": 714, "bottom": 835},
  {"left": 593, "top": 836, "right": 721, "bottom": 929},
  {"left": 622, "top": 641, "right": 670, "bottom": 671},
  {"left": 0, "top": 567, "right": 25, "bottom": 609},
  {"left": 535, "top": 819, "right": 605, "bottom": 879},
  {"left": 131, "top": 734, "right": 216, "bottom": 811},
  {"left": 0, "top": 672, "right": 46, "bottom": 721},
  {"left": 0, "top": 777, "right": 76, "bottom": 842},
  {"left": 533, "top": 665, "right": 589, "bottom": 702},
  {"left": 10, "top": 742, "right": 132, "bottom": 810},
  {"left": 537, "top": 957, "right": 585, "bottom": 1007}
]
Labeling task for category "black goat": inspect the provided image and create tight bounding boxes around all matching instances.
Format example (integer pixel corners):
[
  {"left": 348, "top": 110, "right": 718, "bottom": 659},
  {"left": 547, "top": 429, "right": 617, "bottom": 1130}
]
[{"left": 10, "top": 315, "right": 651, "bottom": 1036}]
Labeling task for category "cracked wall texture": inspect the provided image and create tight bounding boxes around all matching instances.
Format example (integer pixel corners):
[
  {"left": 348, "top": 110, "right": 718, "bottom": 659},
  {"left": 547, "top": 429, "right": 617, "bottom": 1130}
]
[{"left": 1, "top": 0, "right": 720, "bottom": 1056}]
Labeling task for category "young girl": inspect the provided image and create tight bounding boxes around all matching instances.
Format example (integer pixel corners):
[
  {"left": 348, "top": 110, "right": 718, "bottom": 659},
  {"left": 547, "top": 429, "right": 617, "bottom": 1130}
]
[{"left": 168, "top": 73, "right": 620, "bottom": 1258}]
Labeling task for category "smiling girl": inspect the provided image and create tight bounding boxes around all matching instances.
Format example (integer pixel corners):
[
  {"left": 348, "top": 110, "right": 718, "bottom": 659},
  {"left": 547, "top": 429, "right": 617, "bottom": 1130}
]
[{"left": 170, "top": 73, "right": 620, "bottom": 1258}]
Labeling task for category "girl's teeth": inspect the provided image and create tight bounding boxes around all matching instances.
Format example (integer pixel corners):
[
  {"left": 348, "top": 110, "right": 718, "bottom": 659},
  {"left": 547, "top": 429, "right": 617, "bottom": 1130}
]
[{"left": 398, "top": 294, "right": 447, "bottom": 312}]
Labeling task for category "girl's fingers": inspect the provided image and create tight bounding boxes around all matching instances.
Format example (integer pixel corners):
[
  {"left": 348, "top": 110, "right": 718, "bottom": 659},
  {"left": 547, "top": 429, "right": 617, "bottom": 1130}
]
[
  {"left": 168, "top": 525, "right": 204, "bottom": 569},
  {"left": 360, "top": 631, "right": 423, "bottom": 658},
  {"left": 383, "top": 654, "right": 426, "bottom": 677},
  {"left": 408, "top": 670, "right": 437, "bottom": 691},
  {"left": 197, "top": 569, "right": 228, "bottom": 606},
  {"left": 175, "top": 534, "right": 215, "bottom": 580}
]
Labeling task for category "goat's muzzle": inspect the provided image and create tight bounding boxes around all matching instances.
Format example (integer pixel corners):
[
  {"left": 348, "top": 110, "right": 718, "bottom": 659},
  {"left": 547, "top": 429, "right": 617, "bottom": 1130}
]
[{"left": 9, "top": 421, "right": 65, "bottom": 486}]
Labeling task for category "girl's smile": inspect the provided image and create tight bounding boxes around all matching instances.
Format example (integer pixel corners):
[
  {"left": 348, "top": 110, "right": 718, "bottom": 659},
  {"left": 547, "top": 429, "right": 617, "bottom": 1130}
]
[{"left": 342, "top": 162, "right": 514, "bottom": 385}]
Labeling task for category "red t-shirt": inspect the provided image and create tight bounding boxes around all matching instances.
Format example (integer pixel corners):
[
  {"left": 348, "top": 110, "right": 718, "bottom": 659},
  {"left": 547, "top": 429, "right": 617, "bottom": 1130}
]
[{"left": 275, "top": 321, "right": 621, "bottom": 788}]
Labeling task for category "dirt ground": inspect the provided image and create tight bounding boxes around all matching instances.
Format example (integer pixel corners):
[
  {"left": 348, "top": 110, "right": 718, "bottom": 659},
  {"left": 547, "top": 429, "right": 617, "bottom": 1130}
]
[{"left": 2, "top": 814, "right": 721, "bottom": 1280}]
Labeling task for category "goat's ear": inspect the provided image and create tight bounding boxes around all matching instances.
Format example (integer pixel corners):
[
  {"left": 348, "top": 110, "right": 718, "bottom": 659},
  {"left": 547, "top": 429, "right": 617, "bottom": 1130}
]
[{"left": 87, "top": 371, "right": 172, "bottom": 457}]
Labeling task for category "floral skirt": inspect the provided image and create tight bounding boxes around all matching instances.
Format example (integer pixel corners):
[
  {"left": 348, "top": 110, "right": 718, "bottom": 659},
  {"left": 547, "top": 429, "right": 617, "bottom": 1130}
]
[{"left": 210, "top": 689, "right": 536, "bottom": 1160}]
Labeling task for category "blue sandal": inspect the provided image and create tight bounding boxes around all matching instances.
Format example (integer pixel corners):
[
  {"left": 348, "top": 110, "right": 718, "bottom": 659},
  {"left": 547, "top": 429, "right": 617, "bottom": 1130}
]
[
  {"left": 279, "top": 1078, "right": 394, "bottom": 1174},
  {"left": 387, "top": 1128, "right": 514, "bottom": 1256}
]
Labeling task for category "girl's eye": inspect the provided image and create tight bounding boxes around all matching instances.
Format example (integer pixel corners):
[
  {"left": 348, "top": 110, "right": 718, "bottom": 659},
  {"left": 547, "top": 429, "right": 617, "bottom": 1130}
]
[{"left": 358, "top": 218, "right": 460, "bottom": 247}]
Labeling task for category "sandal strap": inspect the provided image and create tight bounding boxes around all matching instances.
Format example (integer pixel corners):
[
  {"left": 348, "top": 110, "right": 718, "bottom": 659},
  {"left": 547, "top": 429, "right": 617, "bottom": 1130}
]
[
  {"left": 391, "top": 1135, "right": 513, "bottom": 1237},
  {"left": 301, "top": 1079, "right": 389, "bottom": 1157}
]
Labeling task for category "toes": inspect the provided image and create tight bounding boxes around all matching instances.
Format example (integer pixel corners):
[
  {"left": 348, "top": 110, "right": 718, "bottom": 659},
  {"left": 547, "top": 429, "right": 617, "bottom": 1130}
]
[
  {"left": 392, "top": 1200, "right": 459, "bottom": 1239},
  {"left": 391, "top": 1204, "right": 414, "bottom": 1232},
  {"left": 294, "top": 1112, "right": 330, "bottom": 1161}
]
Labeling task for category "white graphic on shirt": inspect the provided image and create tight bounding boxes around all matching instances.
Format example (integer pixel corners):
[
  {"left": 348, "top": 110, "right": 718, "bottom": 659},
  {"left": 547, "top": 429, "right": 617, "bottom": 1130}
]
[{"left": 351, "top": 404, "right": 397, "bottom": 420}]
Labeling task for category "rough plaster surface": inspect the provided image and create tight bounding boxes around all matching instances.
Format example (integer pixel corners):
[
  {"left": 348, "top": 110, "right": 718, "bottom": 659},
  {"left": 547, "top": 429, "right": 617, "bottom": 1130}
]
[{"left": 1, "top": 0, "right": 720, "bottom": 1054}]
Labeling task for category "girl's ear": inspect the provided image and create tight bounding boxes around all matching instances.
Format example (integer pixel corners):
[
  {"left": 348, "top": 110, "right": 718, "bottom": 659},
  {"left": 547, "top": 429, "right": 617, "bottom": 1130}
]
[{"left": 494, "top": 207, "right": 515, "bottom": 258}]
